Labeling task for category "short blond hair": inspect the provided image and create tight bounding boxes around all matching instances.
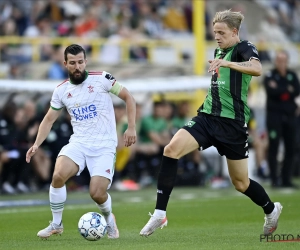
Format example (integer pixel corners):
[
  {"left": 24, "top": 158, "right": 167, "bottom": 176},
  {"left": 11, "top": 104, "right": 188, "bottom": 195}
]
[{"left": 213, "top": 9, "right": 244, "bottom": 31}]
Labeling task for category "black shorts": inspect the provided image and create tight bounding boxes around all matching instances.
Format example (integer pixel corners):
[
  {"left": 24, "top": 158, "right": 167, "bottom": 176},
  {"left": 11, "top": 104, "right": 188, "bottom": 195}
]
[{"left": 183, "top": 112, "right": 249, "bottom": 160}]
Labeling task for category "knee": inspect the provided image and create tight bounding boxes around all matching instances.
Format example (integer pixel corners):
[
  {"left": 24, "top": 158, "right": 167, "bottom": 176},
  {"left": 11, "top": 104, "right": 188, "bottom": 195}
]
[
  {"left": 52, "top": 172, "right": 66, "bottom": 187},
  {"left": 90, "top": 189, "right": 107, "bottom": 204},
  {"left": 232, "top": 179, "right": 249, "bottom": 192},
  {"left": 164, "top": 143, "right": 180, "bottom": 159}
]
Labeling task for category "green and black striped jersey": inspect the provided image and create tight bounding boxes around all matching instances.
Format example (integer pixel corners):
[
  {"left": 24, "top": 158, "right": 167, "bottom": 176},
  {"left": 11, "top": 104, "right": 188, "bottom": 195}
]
[{"left": 198, "top": 40, "right": 260, "bottom": 123}]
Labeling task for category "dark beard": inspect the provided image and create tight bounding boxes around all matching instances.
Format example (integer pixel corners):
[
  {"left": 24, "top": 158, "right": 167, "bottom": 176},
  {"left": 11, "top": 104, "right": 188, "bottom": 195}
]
[{"left": 69, "top": 70, "right": 86, "bottom": 85}]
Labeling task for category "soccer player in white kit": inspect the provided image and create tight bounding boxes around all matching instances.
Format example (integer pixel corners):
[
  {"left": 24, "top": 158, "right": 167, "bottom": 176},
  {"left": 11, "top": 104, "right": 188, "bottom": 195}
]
[{"left": 26, "top": 44, "right": 137, "bottom": 239}]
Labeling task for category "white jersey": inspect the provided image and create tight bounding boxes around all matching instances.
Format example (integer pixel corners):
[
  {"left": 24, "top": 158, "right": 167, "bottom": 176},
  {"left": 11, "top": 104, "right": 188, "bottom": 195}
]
[{"left": 50, "top": 71, "right": 119, "bottom": 150}]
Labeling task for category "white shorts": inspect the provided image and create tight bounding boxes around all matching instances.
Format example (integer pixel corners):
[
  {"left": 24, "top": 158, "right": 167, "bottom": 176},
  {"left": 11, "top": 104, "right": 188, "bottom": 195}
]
[{"left": 58, "top": 142, "right": 116, "bottom": 187}]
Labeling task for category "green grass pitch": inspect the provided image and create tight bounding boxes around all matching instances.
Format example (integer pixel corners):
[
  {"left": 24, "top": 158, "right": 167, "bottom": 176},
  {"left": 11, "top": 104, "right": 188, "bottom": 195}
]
[{"left": 0, "top": 186, "right": 299, "bottom": 250}]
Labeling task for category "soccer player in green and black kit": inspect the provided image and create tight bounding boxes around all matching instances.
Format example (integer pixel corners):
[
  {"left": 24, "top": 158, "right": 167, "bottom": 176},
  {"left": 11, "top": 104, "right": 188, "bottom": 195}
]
[{"left": 140, "top": 9, "right": 282, "bottom": 237}]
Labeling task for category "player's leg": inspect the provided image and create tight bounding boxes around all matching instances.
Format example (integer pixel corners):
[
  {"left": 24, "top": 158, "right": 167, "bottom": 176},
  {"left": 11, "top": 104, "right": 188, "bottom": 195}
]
[
  {"left": 140, "top": 129, "right": 199, "bottom": 236},
  {"left": 227, "top": 158, "right": 282, "bottom": 235},
  {"left": 37, "top": 155, "right": 79, "bottom": 239},
  {"left": 87, "top": 153, "right": 119, "bottom": 239}
]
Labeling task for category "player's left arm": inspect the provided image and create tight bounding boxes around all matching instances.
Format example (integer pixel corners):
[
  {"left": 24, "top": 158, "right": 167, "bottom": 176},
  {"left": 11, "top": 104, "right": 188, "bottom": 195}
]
[
  {"left": 209, "top": 58, "right": 262, "bottom": 76},
  {"left": 112, "top": 83, "right": 137, "bottom": 147},
  {"left": 226, "top": 59, "right": 262, "bottom": 76},
  {"left": 103, "top": 71, "right": 137, "bottom": 147},
  {"left": 208, "top": 41, "right": 262, "bottom": 76}
]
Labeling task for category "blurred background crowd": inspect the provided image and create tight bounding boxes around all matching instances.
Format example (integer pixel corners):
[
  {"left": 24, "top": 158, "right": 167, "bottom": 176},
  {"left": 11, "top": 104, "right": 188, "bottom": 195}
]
[
  {"left": 1, "top": 0, "right": 300, "bottom": 194},
  {"left": 1, "top": 0, "right": 300, "bottom": 79}
]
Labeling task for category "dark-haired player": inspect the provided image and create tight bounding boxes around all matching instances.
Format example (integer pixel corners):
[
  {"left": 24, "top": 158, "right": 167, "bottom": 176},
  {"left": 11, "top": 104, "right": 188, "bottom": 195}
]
[{"left": 26, "top": 44, "right": 137, "bottom": 239}]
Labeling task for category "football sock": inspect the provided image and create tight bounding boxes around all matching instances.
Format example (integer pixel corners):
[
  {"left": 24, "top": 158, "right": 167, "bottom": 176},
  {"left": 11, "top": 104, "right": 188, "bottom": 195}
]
[
  {"left": 243, "top": 179, "right": 275, "bottom": 214},
  {"left": 153, "top": 209, "right": 166, "bottom": 218},
  {"left": 155, "top": 156, "right": 178, "bottom": 211},
  {"left": 49, "top": 185, "right": 66, "bottom": 225},
  {"left": 97, "top": 193, "right": 113, "bottom": 223}
]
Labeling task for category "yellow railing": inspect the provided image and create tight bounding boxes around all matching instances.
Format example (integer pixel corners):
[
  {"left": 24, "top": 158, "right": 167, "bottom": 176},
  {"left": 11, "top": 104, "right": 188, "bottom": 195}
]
[
  {"left": 0, "top": 36, "right": 299, "bottom": 64},
  {"left": 0, "top": 36, "right": 185, "bottom": 63}
]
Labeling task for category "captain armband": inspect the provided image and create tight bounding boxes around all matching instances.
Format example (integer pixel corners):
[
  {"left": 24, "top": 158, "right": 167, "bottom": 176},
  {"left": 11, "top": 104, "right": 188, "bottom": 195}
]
[{"left": 109, "top": 81, "right": 123, "bottom": 96}]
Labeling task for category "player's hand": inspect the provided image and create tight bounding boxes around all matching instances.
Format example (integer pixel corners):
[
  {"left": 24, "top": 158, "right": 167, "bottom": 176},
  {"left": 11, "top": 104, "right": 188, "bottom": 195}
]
[
  {"left": 208, "top": 59, "right": 228, "bottom": 73},
  {"left": 123, "top": 127, "right": 137, "bottom": 147},
  {"left": 26, "top": 144, "right": 39, "bottom": 163}
]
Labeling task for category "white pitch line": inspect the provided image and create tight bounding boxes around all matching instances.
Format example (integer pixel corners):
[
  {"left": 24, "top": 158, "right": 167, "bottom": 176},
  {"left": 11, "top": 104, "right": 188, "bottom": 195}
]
[
  {"left": 0, "top": 192, "right": 243, "bottom": 214},
  {"left": 127, "top": 197, "right": 143, "bottom": 203},
  {"left": 179, "top": 194, "right": 196, "bottom": 200}
]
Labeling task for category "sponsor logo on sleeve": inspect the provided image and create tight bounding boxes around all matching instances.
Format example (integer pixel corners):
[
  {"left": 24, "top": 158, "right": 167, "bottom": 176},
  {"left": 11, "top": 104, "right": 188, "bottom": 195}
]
[{"left": 105, "top": 73, "right": 116, "bottom": 85}]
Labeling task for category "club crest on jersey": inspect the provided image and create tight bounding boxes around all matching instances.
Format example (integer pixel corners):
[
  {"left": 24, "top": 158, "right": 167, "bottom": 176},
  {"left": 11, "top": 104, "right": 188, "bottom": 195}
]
[
  {"left": 185, "top": 120, "right": 195, "bottom": 127},
  {"left": 67, "top": 93, "right": 72, "bottom": 98},
  {"left": 88, "top": 85, "right": 94, "bottom": 93}
]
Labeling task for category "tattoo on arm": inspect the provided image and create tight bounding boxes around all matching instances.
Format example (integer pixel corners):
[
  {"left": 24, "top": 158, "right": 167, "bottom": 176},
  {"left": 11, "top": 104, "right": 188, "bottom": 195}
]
[{"left": 237, "top": 62, "right": 252, "bottom": 67}]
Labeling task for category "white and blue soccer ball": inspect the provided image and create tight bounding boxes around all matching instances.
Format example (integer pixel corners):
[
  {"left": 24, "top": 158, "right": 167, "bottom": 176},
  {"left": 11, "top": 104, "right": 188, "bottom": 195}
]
[{"left": 78, "top": 212, "right": 107, "bottom": 241}]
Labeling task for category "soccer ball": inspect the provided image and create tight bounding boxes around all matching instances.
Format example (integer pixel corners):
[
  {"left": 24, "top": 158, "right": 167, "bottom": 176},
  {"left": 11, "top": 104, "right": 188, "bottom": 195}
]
[{"left": 78, "top": 212, "right": 107, "bottom": 241}]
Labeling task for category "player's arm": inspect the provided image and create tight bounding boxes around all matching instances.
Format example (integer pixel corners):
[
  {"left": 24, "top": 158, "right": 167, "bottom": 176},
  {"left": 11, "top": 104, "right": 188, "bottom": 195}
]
[
  {"left": 26, "top": 108, "right": 62, "bottom": 163},
  {"left": 208, "top": 58, "right": 262, "bottom": 76},
  {"left": 104, "top": 71, "right": 136, "bottom": 147},
  {"left": 117, "top": 87, "right": 136, "bottom": 130},
  {"left": 227, "top": 59, "right": 262, "bottom": 76},
  {"left": 208, "top": 41, "right": 262, "bottom": 76},
  {"left": 118, "top": 87, "right": 137, "bottom": 147},
  {"left": 110, "top": 82, "right": 137, "bottom": 147}
]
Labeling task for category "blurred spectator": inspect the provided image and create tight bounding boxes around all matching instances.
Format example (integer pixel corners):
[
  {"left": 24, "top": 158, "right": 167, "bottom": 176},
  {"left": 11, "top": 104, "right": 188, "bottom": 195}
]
[
  {"left": 263, "top": 50, "right": 300, "bottom": 188},
  {"left": 23, "top": 99, "right": 52, "bottom": 190},
  {"left": 74, "top": 8, "right": 99, "bottom": 38},
  {"left": 47, "top": 46, "right": 68, "bottom": 80},
  {"left": 11, "top": 4, "right": 30, "bottom": 36},
  {"left": 183, "top": 0, "right": 192, "bottom": 33},
  {"left": 290, "top": 0, "right": 300, "bottom": 42},
  {"left": 59, "top": 0, "right": 84, "bottom": 18},
  {"left": 142, "top": 5, "right": 165, "bottom": 39},
  {"left": 0, "top": 101, "right": 30, "bottom": 194},
  {"left": 7, "top": 62, "right": 24, "bottom": 79},
  {"left": 135, "top": 101, "right": 171, "bottom": 186},
  {"left": 97, "top": 0, "right": 120, "bottom": 37},
  {"left": 257, "top": 8, "right": 290, "bottom": 45},
  {"left": 247, "top": 108, "right": 269, "bottom": 180},
  {"left": 23, "top": 14, "right": 54, "bottom": 61},
  {"left": 41, "top": 0, "right": 65, "bottom": 25},
  {"left": 205, "top": 6, "right": 214, "bottom": 40},
  {"left": 170, "top": 101, "right": 203, "bottom": 186},
  {"left": 231, "top": 3, "right": 249, "bottom": 40},
  {"left": 162, "top": 0, "right": 188, "bottom": 33},
  {"left": 1, "top": 17, "right": 18, "bottom": 36},
  {"left": 100, "top": 25, "right": 130, "bottom": 64}
]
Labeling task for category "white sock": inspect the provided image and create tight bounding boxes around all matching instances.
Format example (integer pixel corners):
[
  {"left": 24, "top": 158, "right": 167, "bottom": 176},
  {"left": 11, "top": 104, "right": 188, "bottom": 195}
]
[
  {"left": 153, "top": 209, "right": 166, "bottom": 218},
  {"left": 49, "top": 185, "right": 67, "bottom": 225},
  {"left": 96, "top": 193, "right": 113, "bottom": 223}
]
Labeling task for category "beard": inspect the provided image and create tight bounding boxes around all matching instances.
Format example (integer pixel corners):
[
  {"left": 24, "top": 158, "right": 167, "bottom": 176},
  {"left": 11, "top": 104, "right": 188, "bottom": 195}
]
[{"left": 69, "top": 70, "right": 86, "bottom": 85}]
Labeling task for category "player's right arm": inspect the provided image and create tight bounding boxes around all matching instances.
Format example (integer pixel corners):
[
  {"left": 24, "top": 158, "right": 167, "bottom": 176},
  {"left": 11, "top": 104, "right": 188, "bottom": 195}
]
[{"left": 26, "top": 108, "right": 62, "bottom": 163}]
